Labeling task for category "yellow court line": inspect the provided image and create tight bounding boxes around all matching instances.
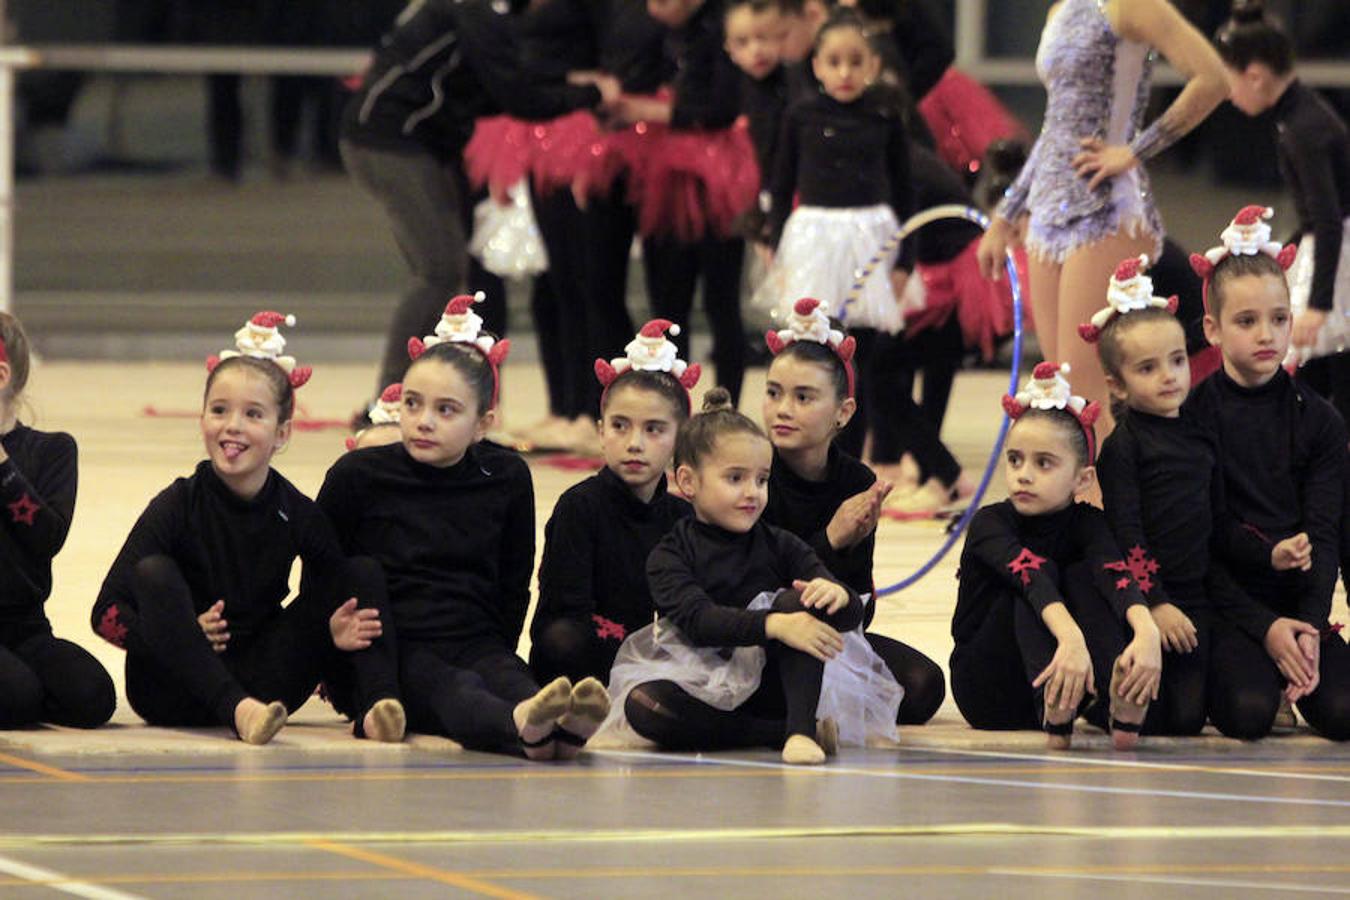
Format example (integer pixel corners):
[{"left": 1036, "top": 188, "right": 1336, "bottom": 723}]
[
  {"left": 305, "top": 839, "right": 539, "bottom": 900},
  {"left": 6, "top": 861, "right": 1350, "bottom": 889},
  {"left": 0, "top": 752, "right": 90, "bottom": 782},
  {"left": 4, "top": 823, "right": 1350, "bottom": 850}
]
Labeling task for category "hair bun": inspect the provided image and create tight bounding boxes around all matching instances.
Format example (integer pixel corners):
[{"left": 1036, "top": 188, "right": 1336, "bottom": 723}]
[
  {"left": 1230, "top": 0, "right": 1267, "bottom": 24},
  {"left": 701, "top": 386, "right": 733, "bottom": 413}
]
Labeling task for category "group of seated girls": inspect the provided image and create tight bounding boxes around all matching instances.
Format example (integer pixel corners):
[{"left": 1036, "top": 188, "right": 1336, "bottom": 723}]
[{"left": 2, "top": 205, "right": 1346, "bottom": 761}]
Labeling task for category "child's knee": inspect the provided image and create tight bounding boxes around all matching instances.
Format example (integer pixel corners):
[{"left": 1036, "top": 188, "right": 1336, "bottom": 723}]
[{"left": 131, "top": 554, "right": 186, "bottom": 601}]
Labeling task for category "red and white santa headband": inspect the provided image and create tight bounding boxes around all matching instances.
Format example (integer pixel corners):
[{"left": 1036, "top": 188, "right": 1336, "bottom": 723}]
[
  {"left": 0, "top": 335, "right": 7, "bottom": 364},
  {"left": 595, "top": 319, "right": 702, "bottom": 412},
  {"left": 345, "top": 382, "right": 402, "bottom": 450},
  {"left": 1002, "top": 362, "right": 1101, "bottom": 463},
  {"left": 407, "top": 292, "right": 511, "bottom": 409},
  {"left": 1078, "top": 255, "right": 1179, "bottom": 343},
  {"left": 206, "top": 310, "right": 312, "bottom": 388},
  {"left": 764, "top": 298, "right": 858, "bottom": 398},
  {"left": 1189, "top": 205, "right": 1298, "bottom": 313}
]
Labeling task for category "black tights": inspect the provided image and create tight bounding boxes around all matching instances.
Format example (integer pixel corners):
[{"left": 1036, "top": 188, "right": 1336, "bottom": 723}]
[
  {"left": 1141, "top": 607, "right": 1210, "bottom": 737},
  {"left": 642, "top": 234, "right": 746, "bottom": 405},
  {"left": 1208, "top": 620, "right": 1350, "bottom": 741},
  {"left": 0, "top": 623, "right": 115, "bottom": 729},
  {"left": 625, "top": 588, "right": 864, "bottom": 750},
  {"left": 950, "top": 562, "right": 1126, "bottom": 732},
  {"left": 864, "top": 632, "right": 947, "bottom": 725},
  {"left": 399, "top": 638, "right": 541, "bottom": 753},
  {"left": 124, "top": 554, "right": 398, "bottom": 729},
  {"left": 529, "top": 616, "right": 623, "bottom": 685}
]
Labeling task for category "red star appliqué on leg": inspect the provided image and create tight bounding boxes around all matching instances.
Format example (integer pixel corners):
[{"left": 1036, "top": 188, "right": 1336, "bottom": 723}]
[
  {"left": 96, "top": 606, "right": 129, "bottom": 648},
  {"left": 1115, "top": 577, "right": 1132, "bottom": 591},
  {"left": 592, "top": 614, "right": 627, "bottom": 641},
  {"left": 1104, "top": 545, "right": 1160, "bottom": 594},
  {"left": 7, "top": 493, "right": 38, "bottom": 525},
  {"left": 1007, "top": 548, "right": 1047, "bottom": 586}
]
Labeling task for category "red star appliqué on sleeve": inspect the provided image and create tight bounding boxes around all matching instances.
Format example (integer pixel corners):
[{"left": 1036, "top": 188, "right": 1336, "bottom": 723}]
[
  {"left": 97, "top": 606, "right": 129, "bottom": 649},
  {"left": 592, "top": 614, "right": 627, "bottom": 641},
  {"left": 1104, "top": 545, "right": 1160, "bottom": 593},
  {"left": 7, "top": 493, "right": 38, "bottom": 525},
  {"left": 1115, "top": 577, "right": 1132, "bottom": 591},
  {"left": 1007, "top": 548, "right": 1047, "bottom": 586}
]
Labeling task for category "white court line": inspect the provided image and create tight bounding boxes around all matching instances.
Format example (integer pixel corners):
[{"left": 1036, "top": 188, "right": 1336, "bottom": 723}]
[
  {"left": 0, "top": 853, "right": 145, "bottom": 900},
  {"left": 899, "top": 743, "right": 1350, "bottom": 784},
  {"left": 595, "top": 749, "right": 1350, "bottom": 809},
  {"left": 993, "top": 869, "right": 1350, "bottom": 894}
]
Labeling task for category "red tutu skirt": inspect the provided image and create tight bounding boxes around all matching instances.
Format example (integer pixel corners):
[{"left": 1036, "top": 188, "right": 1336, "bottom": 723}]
[
  {"left": 906, "top": 239, "right": 1029, "bottom": 361},
  {"left": 919, "top": 68, "right": 1028, "bottom": 178},
  {"left": 580, "top": 115, "right": 761, "bottom": 242},
  {"left": 464, "top": 111, "right": 604, "bottom": 196}
]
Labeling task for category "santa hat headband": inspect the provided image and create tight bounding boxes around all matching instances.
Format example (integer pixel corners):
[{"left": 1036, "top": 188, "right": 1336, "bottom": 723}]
[
  {"left": 595, "top": 319, "right": 702, "bottom": 413},
  {"left": 764, "top": 298, "right": 858, "bottom": 398},
  {"left": 1078, "top": 255, "right": 1179, "bottom": 344},
  {"left": 345, "top": 383, "right": 402, "bottom": 451},
  {"left": 1188, "top": 205, "right": 1298, "bottom": 314},
  {"left": 407, "top": 292, "right": 511, "bottom": 409},
  {"left": 1002, "top": 362, "right": 1101, "bottom": 463},
  {"left": 205, "top": 310, "right": 312, "bottom": 389},
  {"left": 0, "top": 336, "right": 7, "bottom": 364}
]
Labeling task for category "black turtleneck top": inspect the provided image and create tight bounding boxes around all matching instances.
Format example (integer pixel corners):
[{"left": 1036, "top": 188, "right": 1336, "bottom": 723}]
[
  {"left": 647, "top": 516, "right": 857, "bottom": 647},
  {"left": 663, "top": 0, "right": 742, "bottom": 131},
  {"left": 531, "top": 466, "right": 689, "bottom": 642},
  {"left": 93, "top": 460, "right": 346, "bottom": 650},
  {"left": 318, "top": 441, "right": 535, "bottom": 647},
  {"left": 1273, "top": 80, "right": 1350, "bottom": 314},
  {"left": 762, "top": 445, "right": 876, "bottom": 598},
  {"left": 1185, "top": 367, "right": 1346, "bottom": 629},
  {"left": 1, "top": 424, "right": 77, "bottom": 630},
  {"left": 952, "top": 500, "right": 1146, "bottom": 647}
]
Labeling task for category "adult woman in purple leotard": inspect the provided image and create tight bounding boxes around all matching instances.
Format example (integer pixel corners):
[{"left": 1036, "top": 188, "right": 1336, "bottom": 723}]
[{"left": 978, "top": 0, "right": 1227, "bottom": 433}]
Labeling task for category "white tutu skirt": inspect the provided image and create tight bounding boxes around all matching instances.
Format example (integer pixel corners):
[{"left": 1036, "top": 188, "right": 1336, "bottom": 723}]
[
  {"left": 468, "top": 179, "right": 549, "bottom": 279},
  {"left": 1287, "top": 218, "right": 1350, "bottom": 365},
  {"left": 754, "top": 204, "right": 905, "bottom": 334},
  {"left": 592, "top": 590, "right": 903, "bottom": 750}
]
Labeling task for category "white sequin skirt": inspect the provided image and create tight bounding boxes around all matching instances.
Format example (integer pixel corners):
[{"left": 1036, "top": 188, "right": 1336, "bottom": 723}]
[
  {"left": 591, "top": 590, "right": 903, "bottom": 750},
  {"left": 755, "top": 204, "right": 905, "bottom": 333},
  {"left": 1287, "top": 218, "right": 1350, "bottom": 365},
  {"left": 468, "top": 179, "right": 549, "bottom": 278}
]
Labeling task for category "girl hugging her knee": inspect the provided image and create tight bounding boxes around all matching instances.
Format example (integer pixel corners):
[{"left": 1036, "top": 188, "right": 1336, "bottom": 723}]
[
  {"left": 950, "top": 363, "right": 1162, "bottom": 750},
  {"left": 612, "top": 387, "right": 894, "bottom": 765},
  {"left": 93, "top": 313, "right": 403, "bottom": 745}
]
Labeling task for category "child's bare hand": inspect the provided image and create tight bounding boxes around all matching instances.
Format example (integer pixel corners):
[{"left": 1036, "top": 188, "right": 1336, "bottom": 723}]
[
  {"left": 1264, "top": 617, "right": 1320, "bottom": 691},
  {"left": 1151, "top": 603, "right": 1198, "bottom": 654},
  {"left": 1271, "top": 533, "right": 1312, "bottom": 571},
  {"left": 766, "top": 611, "right": 844, "bottom": 662},
  {"left": 197, "top": 599, "right": 229, "bottom": 654},
  {"left": 329, "top": 598, "right": 383, "bottom": 651},
  {"left": 1283, "top": 631, "right": 1322, "bottom": 703},
  {"left": 1032, "top": 637, "right": 1094, "bottom": 713},
  {"left": 1116, "top": 633, "right": 1163, "bottom": 706},
  {"left": 825, "top": 481, "right": 892, "bottom": 550},
  {"left": 791, "top": 578, "right": 850, "bottom": 615}
]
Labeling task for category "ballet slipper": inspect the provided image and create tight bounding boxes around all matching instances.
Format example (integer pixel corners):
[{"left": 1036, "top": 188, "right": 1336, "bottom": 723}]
[
  {"left": 362, "top": 697, "right": 406, "bottom": 743},
  {"left": 236, "top": 699, "right": 287, "bottom": 746},
  {"left": 1272, "top": 696, "right": 1298, "bottom": 734},
  {"left": 1043, "top": 697, "right": 1075, "bottom": 751},
  {"left": 781, "top": 733, "right": 827, "bottom": 765},
  {"left": 1108, "top": 656, "right": 1149, "bottom": 751},
  {"left": 553, "top": 677, "right": 612, "bottom": 760},
  {"left": 514, "top": 676, "right": 572, "bottom": 761},
  {"left": 815, "top": 718, "right": 839, "bottom": 757},
  {"left": 881, "top": 479, "right": 957, "bottom": 521}
]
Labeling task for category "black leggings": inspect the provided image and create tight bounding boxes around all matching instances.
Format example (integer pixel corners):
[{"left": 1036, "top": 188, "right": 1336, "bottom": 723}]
[
  {"left": 399, "top": 637, "right": 540, "bottom": 753},
  {"left": 642, "top": 234, "right": 746, "bottom": 405},
  {"left": 625, "top": 588, "right": 865, "bottom": 750},
  {"left": 1208, "top": 619, "right": 1350, "bottom": 741},
  {"left": 0, "top": 623, "right": 115, "bottom": 729},
  {"left": 1299, "top": 353, "right": 1350, "bottom": 431},
  {"left": 529, "top": 616, "right": 624, "bottom": 685},
  {"left": 124, "top": 554, "right": 398, "bottom": 729},
  {"left": 1141, "top": 606, "right": 1210, "bottom": 737},
  {"left": 532, "top": 186, "right": 595, "bottom": 420},
  {"left": 864, "top": 632, "right": 947, "bottom": 725},
  {"left": 950, "top": 562, "right": 1126, "bottom": 732}
]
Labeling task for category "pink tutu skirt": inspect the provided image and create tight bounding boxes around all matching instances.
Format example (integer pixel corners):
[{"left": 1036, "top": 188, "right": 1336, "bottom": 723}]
[
  {"left": 464, "top": 111, "right": 603, "bottom": 196},
  {"left": 906, "top": 239, "right": 1028, "bottom": 360},
  {"left": 919, "top": 68, "right": 1028, "bottom": 178}
]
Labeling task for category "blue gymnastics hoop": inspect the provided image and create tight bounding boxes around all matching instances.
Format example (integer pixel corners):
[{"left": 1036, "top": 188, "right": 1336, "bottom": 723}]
[{"left": 839, "top": 204, "right": 1025, "bottom": 598}]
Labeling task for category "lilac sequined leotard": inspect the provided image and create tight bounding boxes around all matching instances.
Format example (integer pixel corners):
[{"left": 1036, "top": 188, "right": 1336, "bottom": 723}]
[{"left": 997, "top": 0, "right": 1164, "bottom": 263}]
